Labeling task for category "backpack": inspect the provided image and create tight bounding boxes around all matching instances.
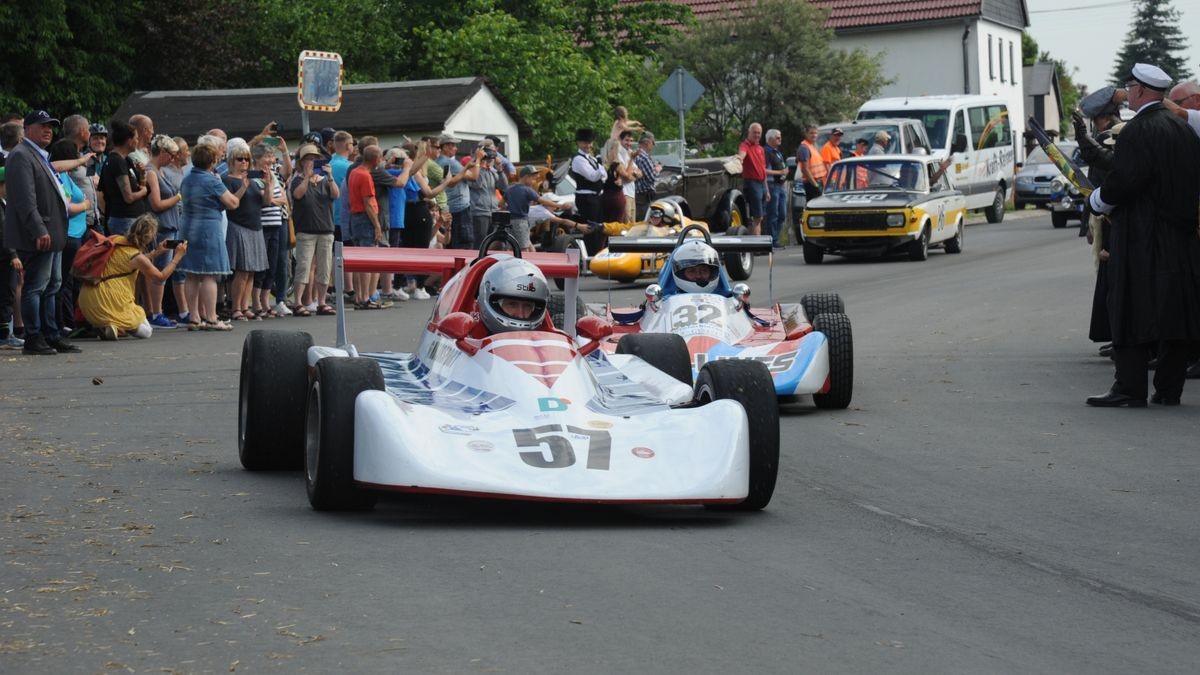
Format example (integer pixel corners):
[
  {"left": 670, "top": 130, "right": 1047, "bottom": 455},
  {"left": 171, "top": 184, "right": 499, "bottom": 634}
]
[{"left": 72, "top": 229, "right": 137, "bottom": 285}]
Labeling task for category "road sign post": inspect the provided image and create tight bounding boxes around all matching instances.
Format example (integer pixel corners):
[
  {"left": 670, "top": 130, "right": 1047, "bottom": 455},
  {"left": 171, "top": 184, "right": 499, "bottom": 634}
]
[
  {"left": 657, "top": 67, "right": 705, "bottom": 168},
  {"left": 297, "top": 50, "right": 344, "bottom": 136}
]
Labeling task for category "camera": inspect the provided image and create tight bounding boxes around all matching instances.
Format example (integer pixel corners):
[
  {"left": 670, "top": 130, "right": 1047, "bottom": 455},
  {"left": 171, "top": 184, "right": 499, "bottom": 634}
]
[{"left": 490, "top": 210, "right": 512, "bottom": 230}]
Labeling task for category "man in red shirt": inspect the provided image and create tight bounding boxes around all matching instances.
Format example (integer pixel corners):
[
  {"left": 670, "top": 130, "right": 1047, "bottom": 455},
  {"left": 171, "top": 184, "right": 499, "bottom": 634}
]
[
  {"left": 736, "top": 122, "right": 768, "bottom": 235},
  {"left": 347, "top": 144, "right": 384, "bottom": 309}
]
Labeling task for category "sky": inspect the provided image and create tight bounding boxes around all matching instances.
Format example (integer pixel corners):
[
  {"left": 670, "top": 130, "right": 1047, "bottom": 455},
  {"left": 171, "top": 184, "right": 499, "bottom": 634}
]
[{"left": 1025, "top": 0, "right": 1200, "bottom": 93}]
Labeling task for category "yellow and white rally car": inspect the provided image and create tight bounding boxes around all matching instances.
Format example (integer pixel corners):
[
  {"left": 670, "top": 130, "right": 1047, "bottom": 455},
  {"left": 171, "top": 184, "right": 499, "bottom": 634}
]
[{"left": 801, "top": 155, "right": 966, "bottom": 264}]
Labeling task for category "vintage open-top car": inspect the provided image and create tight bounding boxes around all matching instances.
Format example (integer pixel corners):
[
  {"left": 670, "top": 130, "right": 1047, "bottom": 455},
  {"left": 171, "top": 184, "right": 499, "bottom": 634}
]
[
  {"left": 237, "top": 224, "right": 781, "bottom": 511},
  {"left": 801, "top": 155, "right": 967, "bottom": 264}
]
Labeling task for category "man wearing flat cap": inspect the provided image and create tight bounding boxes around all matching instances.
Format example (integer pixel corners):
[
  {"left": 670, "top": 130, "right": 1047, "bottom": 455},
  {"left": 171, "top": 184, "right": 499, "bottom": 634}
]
[
  {"left": 1084, "top": 64, "right": 1200, "bottom": 407},
  {"left": 3, "top": 111, "right": 81, "bottom": 355},
  {"left": 569, "top": 128, "right": 607, "bottom": 253}
]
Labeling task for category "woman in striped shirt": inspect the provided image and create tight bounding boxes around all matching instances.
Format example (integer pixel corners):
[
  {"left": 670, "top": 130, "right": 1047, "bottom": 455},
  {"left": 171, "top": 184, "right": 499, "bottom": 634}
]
[{"left": 251, "top": 143, "right": 288, "bottom": 317}]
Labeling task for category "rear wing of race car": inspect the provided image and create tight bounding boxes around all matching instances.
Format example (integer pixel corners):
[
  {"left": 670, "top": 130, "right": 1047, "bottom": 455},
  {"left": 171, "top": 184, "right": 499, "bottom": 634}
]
[
  {"left": 334, "top": 241, "right": 581, "bottom": 349},
  {"left": 607, "top": 234, "right": 774, "bottom": 254}
]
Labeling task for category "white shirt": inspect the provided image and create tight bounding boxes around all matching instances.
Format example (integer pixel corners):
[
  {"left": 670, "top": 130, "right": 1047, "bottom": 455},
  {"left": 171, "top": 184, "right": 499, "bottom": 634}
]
[
  {"left": 617, "top": 146, "right": 636, "bottom": 198},
  {"left": 1186, "top": 109, "right": 1200, "bottom": 139},
  {"left": 570, "top": 151, "right": 606, "bottom": 193}
]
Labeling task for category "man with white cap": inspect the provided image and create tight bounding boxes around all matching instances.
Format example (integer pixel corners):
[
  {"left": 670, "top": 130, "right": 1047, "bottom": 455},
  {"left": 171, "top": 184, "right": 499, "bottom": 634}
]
[{"left": 1085, "top": 63, "right": 1200, "bottom": 407}]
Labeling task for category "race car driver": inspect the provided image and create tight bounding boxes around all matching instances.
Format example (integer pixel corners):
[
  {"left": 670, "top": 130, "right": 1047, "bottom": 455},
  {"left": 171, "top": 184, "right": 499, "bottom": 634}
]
[
  {"left": 477, "top": 258, "right": 550, "bottom": 333},
  {"left": 670, "top": 239, "right": 722, "bottom": 294}
]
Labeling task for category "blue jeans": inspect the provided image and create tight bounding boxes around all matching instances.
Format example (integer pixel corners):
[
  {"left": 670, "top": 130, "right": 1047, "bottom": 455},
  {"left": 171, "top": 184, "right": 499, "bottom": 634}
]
[
  {"left": 18, "top": 250, "right": 62, "bottom": 339},
  {"left": 107, "top": 216, "right": 137, "bottom": 236},
  {"left": 764, "top": 183, "right": 787, "bottom": 246},
  {"left": 255, "top": 227, "right": 281, "bottom": 291}
]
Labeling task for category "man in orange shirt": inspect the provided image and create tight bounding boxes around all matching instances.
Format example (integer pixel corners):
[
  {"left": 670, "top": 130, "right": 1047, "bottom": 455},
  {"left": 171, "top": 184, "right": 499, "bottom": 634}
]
[
  {"left": 347, "top": 144, "right": 385, "bottom": 309},
  {"left": 820, "top": 127, "right": 844, "bottom": 168}
]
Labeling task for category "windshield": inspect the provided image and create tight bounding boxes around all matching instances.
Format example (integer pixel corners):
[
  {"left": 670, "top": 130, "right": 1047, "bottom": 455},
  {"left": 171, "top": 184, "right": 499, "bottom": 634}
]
[
  {"left": 825, "top": 160, "right": 928, "bottom": 193},
  {"left": 858, "top": 109, "right": 951, "bottom": 149},
  {"left": 819, "top": 124, "right": 905, "bottom": 157}
]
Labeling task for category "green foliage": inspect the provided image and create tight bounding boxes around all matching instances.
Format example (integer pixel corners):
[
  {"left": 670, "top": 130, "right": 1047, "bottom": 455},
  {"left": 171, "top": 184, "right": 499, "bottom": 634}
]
[
  {"left": 1021, "top": 33, "right": 1039, "bottom": 67},
  {"left": 664, "top": 0, "right": 888, "bottom": 150},
  {"left": 1109, "top": 0, "right": 1193, "bottom": 84},
  {"left": 1022, "top": 33, "right": 1083, "bottom": 135}
]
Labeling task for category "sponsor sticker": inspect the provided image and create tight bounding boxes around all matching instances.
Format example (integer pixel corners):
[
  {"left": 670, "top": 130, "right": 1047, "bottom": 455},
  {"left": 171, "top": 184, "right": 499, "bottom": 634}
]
[
  {"left": 538, "top": 397, "right": 571, "bottom": 412},
  {"left": 631, "top": 447, "right": 655, "bottom": 459},
  {"left": 440, "top": 424, "right": 480, "bottom": 435},
  {"left": 587, "top": 420, "right": 614, "bottom": 429},
  {"left": 467, "top": 440, "right": 494, "bottom": 453}
]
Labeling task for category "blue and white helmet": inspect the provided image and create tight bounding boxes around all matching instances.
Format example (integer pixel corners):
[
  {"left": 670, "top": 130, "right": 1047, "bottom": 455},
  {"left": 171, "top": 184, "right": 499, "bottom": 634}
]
[
  {"left": 477, "top": 258, "right": 550, "bottom": 333},
  {"left": 671, "top": 239, "right": 721, "bottom": 294}
]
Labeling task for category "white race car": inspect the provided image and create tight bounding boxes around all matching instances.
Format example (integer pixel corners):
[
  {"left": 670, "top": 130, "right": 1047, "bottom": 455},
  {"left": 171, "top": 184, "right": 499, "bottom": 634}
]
[{"left": 237, "top": 225, "right": 781, "bottom": 511}]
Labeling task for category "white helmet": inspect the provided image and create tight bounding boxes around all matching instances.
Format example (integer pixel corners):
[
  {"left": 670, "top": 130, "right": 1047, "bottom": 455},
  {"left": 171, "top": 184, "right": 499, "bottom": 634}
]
[
  {"left": 476, "top": 258, "right": 550, "bottom": 333},
  {"left": 671, "top": 239, "right": 721, "bottom": 294},
  {"left": 647, "top": 200, "right": 681, "bottom": 226}
]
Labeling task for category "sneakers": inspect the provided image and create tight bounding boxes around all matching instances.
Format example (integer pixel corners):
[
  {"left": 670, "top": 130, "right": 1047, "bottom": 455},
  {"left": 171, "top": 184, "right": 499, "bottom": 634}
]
[
  {"left": 411, "top": 287, "right": 431, "bottom": 300},
  {"left": 100, "top": 325, "right": 120, "bottom": 341},
  {"left": 150, "top": 313, "right": 177, "bottom": 329},
  {"left": 1, "top": 334, "right": 24, "bottom": 350},
  {"left": 46, "top": 336, "right": 82, "bottom": 353},
  {"left": 22, "top": 334, "right": 58, "bottom": 355},
  {"left": 177, "top": 311, "right": 191, "bottom": 325},
  {"left": 273, "top": 301, "right": 293, "bottom": 316},
  {"left": 389, "top": 288, "right": 410, "bottom": 301}
]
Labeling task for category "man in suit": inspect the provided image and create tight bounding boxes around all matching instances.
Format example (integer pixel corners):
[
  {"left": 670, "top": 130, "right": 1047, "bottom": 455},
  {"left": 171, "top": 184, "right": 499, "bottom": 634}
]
[
  {"left": 1086, "top": 64, "right": 1200, "bottom": 407},
  {"left": 3, "top": 110, "right": 81, "bottom": 355}
]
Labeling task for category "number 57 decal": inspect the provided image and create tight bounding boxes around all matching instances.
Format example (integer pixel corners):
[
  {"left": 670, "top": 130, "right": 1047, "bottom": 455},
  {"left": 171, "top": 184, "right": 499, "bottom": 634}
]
[{"left": 513, "top": 425, "right": 612, "bottom": 470}]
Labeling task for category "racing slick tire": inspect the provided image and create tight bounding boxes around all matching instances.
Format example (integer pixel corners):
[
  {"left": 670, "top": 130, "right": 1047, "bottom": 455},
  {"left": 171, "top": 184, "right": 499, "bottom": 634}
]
[
  {"left": 802, "top": 240, "right": 825, "bottom": 264},
  {"left": 238, "top": 330, "right": 313, "bottom": 471},
  {"left": 616, "top": 333, "right": 693, "bottom": 386},
  {"left": 549, "top": 234, "right": 586, "bottom": 290},
  {"left": 907, "top": 226, "right": 930, "bottom": 261},
  {"left": 306, "top": 357, "right": 383, "bottom": 511},
  {"left": 1051, "top": 211, "right": 1069, "bottom": 229},
  {"left": 548, "top": 293, "right": 588, "bottom": 331},
  {"left": 694, "top": 360, "right": 779, "bottom": 511},
  {"left": 812, "top": 313, "right": 853, "bottom": 410},
  {"left": 944, "top": 218, "right": 964, "bottom": 253},
  {"left": 984, "top": 187, "right": 1006, "bottom": 224},
  {"left": 800, "top": 292, "right": 845, "bottom": 319},
  {"left": 723, "top": 225, "right": 754, "bottom": 281}
]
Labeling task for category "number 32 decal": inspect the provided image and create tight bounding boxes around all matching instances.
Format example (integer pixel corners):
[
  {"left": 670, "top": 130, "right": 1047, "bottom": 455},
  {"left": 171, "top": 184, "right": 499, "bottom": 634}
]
[{"left": 513, "top": 425, "right": 612, "bottom": 470}]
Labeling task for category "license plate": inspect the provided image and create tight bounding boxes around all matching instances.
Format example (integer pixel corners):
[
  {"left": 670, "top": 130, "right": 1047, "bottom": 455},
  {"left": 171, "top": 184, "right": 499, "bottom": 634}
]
[{"left": 1036, "top": 187, "right": 1051, "bottom": 194}]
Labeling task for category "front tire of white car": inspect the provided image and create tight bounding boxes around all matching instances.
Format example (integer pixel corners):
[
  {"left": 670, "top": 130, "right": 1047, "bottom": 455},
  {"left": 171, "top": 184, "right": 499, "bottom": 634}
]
[
  {"left": 306, "top": 357, "right": 383, "bottom": 511},
  {"left": 239, "top": 330, "right": 313, "bottom": 470},
  {"left": 616, "top": 333, "right": 693, "bottom": 385},
  {"left": 812, "top": 313, "right": 853, "bottom": 410},
  {"left": 694, "top": 360, "right": 779, "bottom": 511},
  {"left": 944, "top": 218, "right": 964, "bottom": 254},
  {"left": 800, "top": 292, "right": 845, "bottom": 320}
]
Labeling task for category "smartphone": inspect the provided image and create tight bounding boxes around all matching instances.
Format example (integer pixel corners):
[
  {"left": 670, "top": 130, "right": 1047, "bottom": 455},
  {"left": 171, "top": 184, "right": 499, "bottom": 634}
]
[
  {"left": 247, "top": 169, "right": 264, "bottom": 179},
  {"left": 164, "top": 239, "right": 183, "bottom": 249},
  {"left": 262, "top": 136, "right": 281, "bottom": 147},
  {"left": 269, "top": 122, "right": 280, "bottom": 136},
  {"left": 312, "top": 158, "right": 328, "bottom": 175}
]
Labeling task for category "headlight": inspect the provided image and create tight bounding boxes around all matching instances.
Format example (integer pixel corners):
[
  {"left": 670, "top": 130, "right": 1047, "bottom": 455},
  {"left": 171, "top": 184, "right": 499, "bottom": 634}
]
[
  {"left": 1050, "top": 177, "right": 1066, "bottom": 193},
  {"left": 1016, "top": 176, "right": 1032, "bottom": 185},
  {"left": 807, "top": 215, "right": 825, "bottom": 229},
  {"left": 886, "top": 213, "right": 904, "bottom": 227}
]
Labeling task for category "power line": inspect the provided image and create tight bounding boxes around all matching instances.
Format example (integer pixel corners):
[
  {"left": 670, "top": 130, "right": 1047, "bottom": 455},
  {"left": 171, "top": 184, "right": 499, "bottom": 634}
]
[{"left": 1029, "top": 1, "right": 1130, "bottom": 14}]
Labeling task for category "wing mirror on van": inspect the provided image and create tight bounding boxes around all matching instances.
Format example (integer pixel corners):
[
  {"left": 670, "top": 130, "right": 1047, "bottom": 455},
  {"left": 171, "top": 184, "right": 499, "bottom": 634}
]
[{"left": 952, "top": 133, "right": 968, "bottom": 154}]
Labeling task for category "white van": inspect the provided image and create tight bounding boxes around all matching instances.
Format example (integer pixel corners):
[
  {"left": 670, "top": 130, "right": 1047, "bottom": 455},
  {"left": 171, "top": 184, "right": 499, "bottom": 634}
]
[{"left": 857, "top": 95, "right": 1015, "bottom": 223}]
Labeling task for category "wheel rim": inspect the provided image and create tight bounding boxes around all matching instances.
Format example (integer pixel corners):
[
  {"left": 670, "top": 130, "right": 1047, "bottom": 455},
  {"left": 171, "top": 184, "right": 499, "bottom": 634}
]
[
  {"left": 730, "top": 208, "right": 742, "bottom": 228},
  {"left": 305, "top": 381, "right": 321, "bottom": 485}
]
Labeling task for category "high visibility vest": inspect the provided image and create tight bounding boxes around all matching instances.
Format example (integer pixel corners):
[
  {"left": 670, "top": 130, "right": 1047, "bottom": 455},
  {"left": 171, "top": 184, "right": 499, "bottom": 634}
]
[
  {"left": 801, "top": 140, "right": 827, "bottom": 184},
  {"left": 820, "top": 141, "right": 842, "bottom": 167}
]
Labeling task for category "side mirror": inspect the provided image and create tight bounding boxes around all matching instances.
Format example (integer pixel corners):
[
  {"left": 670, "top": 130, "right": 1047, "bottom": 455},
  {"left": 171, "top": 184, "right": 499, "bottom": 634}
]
[
  {"left": 438, "top": 312, "right": 478, "bottom": 340},
  {"left": 732, "top": 283, "right": 751, "bottom": 310},
  {"left": 645, "top": 284, "right": 663, "bottom": 311},
  {"left": 575, "top": 315, "right": 613, "bottom": 356},
  {"left": 951, "top": 133, "right": 967, "bottom": 155}
]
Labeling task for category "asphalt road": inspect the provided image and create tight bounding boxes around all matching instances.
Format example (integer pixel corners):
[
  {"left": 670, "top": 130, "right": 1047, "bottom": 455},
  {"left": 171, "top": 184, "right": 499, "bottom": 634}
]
[{"left": 3, "top": 208, "right": 1199, "bottom": 674}]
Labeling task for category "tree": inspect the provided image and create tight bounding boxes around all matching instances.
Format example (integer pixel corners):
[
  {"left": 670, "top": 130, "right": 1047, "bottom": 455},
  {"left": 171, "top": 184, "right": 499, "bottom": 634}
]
[
  {"left": 1109, "top": 0, "right": 1192, "bottom": 84},
  {"left": 664, "top": 0, "right": 887, "bottom": 148},
  {"left": 1021, "top": 33, "right": 1083, "bottom": 135}
]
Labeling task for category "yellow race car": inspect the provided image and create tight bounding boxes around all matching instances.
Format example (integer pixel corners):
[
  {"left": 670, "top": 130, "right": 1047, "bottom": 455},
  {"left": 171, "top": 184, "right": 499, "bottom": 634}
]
[{"left": 589, "top": 200, "right": 753, "bottom": 283}]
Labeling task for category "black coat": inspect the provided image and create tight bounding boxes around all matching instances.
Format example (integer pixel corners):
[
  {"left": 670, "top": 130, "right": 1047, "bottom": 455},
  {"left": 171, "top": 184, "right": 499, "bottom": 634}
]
[
  {"left": 1099, "top": 103, "right": 1200, "bottom": 346},
  {"left": 2, "top": 139, "right": 69, "bottom": 252}
]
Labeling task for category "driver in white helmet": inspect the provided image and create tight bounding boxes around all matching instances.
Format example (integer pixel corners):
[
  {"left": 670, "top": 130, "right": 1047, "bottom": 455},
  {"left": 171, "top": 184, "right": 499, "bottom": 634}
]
[
  {"left": 646, "top": 200, "right": 681, "bottom": 228},
  {"left": 670, "top": 239, "right": 723, "bottom": 294},
  {"left": 476, "top": 258, "right": 551, "bottom": 333}
]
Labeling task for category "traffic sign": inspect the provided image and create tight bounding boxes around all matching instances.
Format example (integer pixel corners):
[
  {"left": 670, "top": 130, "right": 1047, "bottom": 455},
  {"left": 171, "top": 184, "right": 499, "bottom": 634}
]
[
  {"left": 298, "top": 50, "right": 343, "bottom": 112},
  {"left": 658, "top": 67, "right": 705, "bottom": 114}
]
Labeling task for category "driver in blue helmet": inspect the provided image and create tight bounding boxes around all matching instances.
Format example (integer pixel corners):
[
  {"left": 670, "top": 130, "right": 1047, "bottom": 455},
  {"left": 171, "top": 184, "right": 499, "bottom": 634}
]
[{"left": 670, "top": 239, "right": 722, "bottom": 294}]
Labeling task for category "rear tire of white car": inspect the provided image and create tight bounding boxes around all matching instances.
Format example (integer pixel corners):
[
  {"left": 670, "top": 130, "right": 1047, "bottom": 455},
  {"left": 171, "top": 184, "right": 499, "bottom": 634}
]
[
  {"left": 723, "top": 225, "right": 754, "bottom": 281},
  {"left": 695, "top": 360, "right": 779, "bottom": 511},
  {"left": 547, "top": 293, "right": 587, "bottom": 331},
  {"left": 550, "top": 234, "right": 585, "bottom": 291},
  {"left": 800, "top": 292, "right": 845, "bottom": 320},
  {"left": 812, "top": 313, "right": 853, "bottom": 410},
  {"left": 907, "top": 227, "right": 929, "bottom": 261},
  {"left": 238, "top": 330, "right": 313, "bottom": 471},
  {"left": 802, "top": 240, "right": 825, "bottom": 264},
  {"left": 984, "top": 188, "right": 1006, "bottom": 223},
  {"left": 944, "top": 219, "right": 964, "bottom": 254},
  {"left": 616, "top": 333, "right": 693, "bottom": 385},
  {"left": 306, "top": 357, "right": 383, "bottom": 511}
]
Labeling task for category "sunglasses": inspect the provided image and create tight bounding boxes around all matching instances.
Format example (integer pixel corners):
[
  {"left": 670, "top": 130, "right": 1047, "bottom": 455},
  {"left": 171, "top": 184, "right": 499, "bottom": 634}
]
[{"left": 234, "top": 157, "right": 250, "bottom": 162}]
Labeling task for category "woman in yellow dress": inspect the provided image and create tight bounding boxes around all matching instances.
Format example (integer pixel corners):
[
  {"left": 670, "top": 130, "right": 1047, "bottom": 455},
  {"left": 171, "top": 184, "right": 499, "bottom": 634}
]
[{"left": 79, "top": 213, "right": 188, "bottom": 340}]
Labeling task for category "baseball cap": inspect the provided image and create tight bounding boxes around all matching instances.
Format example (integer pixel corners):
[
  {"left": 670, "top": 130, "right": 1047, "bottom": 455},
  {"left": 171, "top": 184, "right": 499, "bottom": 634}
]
[
  {"left": 437, "top": 134, "right": 461, "bottom": 146},
  {"left": 319, "top": 127, "right": 337, "bottom": 146},
  {"left": 831, "top": 127, "right": 844, "bottom": 135},
  {"left": 303, "top": 131, "right": 323, "bottom": 146},
  {"left": 518, "top": 165, "right": 540, "bottom": 178},
  {"left": 24, "top": 110, "right": 60, "bottom": 127},
  {"left": 88, "top": 123, "right": 109, "bottom": 136}
]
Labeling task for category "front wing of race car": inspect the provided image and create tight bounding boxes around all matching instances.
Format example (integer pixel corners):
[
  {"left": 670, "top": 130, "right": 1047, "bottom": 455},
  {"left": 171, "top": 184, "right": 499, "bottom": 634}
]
[
  {"left": 351, "top": 393, "right": 752, "bottom": 503},
  {"left": 690, "top": 332, "right": 830, "bottom": 397}
]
